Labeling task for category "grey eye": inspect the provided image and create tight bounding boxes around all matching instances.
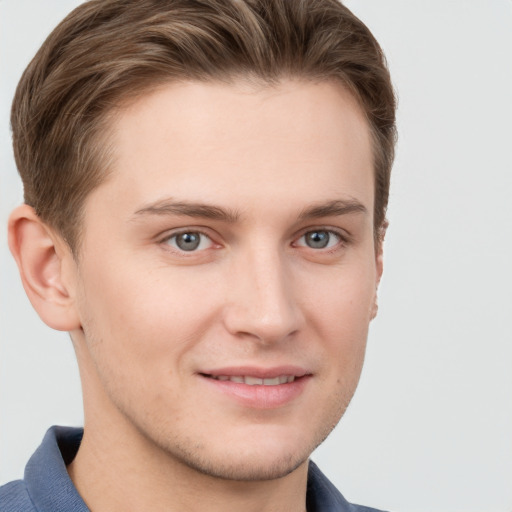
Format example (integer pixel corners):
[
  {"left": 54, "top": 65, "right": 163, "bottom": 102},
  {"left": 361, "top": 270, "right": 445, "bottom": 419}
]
[
  {"left": 177, "top": 233, "right": 200, "bottom": 251},
  {"left": 297, "top": 230, "right": 341, "bottom": 250},
  {"left": 304, "top": 231, "right": 331, "bottom": 249},
  {"left": 167, "top": 231, "right": 212, "bottom": 252}
]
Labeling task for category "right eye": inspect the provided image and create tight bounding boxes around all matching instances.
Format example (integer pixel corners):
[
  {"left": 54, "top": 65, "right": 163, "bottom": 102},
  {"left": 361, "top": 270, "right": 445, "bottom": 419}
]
[{"left": 164, "top": 231, "right": 214, "bottom": 252}]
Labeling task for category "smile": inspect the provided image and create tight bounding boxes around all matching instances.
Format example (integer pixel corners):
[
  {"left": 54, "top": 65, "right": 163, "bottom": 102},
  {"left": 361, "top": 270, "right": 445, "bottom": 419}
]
[
  {"left": 200, "top": 371, "right": 309, "bottom": 409},
  {"left": 209, "top": 375, "right": 296, "bottom": 385}
]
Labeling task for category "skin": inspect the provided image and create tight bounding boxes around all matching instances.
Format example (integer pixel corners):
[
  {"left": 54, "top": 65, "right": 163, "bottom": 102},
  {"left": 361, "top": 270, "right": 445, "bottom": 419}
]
[{"left": 9, "top": 79, "right": 382, "bottom": 512}]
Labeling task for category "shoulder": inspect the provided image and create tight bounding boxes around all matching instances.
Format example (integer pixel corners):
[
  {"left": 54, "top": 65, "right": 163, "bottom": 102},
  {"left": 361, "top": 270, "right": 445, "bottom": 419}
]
[
  {"left": 307, "top": 461, "right": 389, "bottom": 512},
  {"left": 0, "top": 426, "right": 86, "bottom": 512},
  {"left": 347, "top": 504, "right": 389, "bottom": 512},
  {"left": 0, "top": 479, "right": 36, "bottom": 512}
]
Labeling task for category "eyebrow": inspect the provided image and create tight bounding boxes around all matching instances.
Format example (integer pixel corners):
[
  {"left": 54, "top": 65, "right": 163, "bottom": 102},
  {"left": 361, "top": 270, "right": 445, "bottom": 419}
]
[
  {"left": 132, "top": 197, "right": 367, "bottom": 224},
  {"left": 298, "top": 199, "right": 368, "bottom": 220},
  {"left": 133, "top": 199, "right": 240, "bottom": 223}
]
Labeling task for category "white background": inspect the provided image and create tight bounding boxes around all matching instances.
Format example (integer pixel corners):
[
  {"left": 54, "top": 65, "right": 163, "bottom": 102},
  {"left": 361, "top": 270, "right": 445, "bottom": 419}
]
[{"left": 1, "top": 1, "right": 511, "bottom": 511}]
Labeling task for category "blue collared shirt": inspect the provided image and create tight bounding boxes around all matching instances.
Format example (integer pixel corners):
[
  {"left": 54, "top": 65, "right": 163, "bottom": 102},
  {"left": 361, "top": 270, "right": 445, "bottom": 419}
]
[{"left": 0, "top": 426, "right": 386, "bottom": 511}]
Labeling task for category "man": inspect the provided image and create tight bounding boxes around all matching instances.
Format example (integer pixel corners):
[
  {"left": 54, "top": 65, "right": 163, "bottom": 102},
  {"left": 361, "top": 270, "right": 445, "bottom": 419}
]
[{"left": 1, "top": 0, "right": 396, "bottom": 510}]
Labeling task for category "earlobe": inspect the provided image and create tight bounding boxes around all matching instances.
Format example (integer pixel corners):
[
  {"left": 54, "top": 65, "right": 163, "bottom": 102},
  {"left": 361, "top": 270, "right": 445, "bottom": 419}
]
[{"left": 8, "top": 204, "right": 81, "bottom": 331}]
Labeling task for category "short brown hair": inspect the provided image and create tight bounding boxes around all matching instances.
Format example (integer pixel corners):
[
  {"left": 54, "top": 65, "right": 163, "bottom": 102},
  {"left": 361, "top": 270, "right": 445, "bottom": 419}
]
[{"left": 11, "top": 0, "right": 396, "bottom": 251}]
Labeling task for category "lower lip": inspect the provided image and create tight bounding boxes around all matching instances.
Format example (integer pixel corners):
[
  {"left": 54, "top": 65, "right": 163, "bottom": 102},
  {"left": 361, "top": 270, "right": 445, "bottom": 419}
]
[{"left": 199, "top": 375, "right": 310, "bottom": 409}]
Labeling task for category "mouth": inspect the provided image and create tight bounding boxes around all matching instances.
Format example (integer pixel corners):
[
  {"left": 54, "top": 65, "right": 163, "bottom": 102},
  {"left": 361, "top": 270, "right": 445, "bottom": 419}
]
[
  {"left": 203, "top": 374, "right": 297, "bottom": 385},
  {"left": 197, "top": 367, "right": 310, "bottom": 408}
]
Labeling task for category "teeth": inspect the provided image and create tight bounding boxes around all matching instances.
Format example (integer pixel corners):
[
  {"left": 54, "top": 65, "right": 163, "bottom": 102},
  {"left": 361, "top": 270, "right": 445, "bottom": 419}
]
[
  {"left": 211, "top": 375, "right": 296, "bottom": 385},
  {"left": 245, "top": 376, "right": 263, "bottom": 385}
]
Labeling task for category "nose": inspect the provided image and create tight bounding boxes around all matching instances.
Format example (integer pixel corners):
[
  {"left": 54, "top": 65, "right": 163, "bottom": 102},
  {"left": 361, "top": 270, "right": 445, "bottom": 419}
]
[{"left": 222, "top": 247, "right": 304, "bottom": 344}]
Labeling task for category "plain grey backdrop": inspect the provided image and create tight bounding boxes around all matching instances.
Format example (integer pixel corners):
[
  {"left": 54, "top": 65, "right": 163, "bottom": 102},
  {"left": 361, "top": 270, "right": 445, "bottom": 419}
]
[{"left": 1, "top": 1, "right": 511, "bottom": 511}]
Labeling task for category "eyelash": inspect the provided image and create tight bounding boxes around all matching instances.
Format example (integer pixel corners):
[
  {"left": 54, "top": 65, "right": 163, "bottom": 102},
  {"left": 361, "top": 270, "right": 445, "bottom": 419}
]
[
  {"left": 293, "top": 228, "right": 349, "bottom": 252},
  {"left": 159, "top": 226, "right": 349, "bottom": 255},
  {"left": 160, "top": 229, "right": 215, "bottom": 254}
]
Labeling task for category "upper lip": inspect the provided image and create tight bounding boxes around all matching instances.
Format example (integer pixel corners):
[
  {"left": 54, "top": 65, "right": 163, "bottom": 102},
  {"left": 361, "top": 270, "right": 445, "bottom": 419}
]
[{"left": 199, "top": 366, "right": 310, "bottom": 379}]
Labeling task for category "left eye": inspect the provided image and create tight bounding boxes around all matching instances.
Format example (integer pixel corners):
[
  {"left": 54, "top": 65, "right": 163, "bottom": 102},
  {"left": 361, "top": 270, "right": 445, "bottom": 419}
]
[
  {"left": 296, "top": 230, "right": 341, "bottom": 249},
  {"left": 165, "top": 231, "right": 213, "bottom": 252}
]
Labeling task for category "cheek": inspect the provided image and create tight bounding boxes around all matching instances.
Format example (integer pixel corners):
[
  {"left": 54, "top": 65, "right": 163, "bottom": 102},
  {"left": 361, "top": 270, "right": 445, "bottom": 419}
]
[
  {"left": 305, "top": 262, "right": 375, "bottom": 377},
  {"left": 306, "top": 261, "right": 376, "bottom": 329},
  {"left": 75, "top": 259, "right": 222, "bottom": 368},
  {"left": 74, "top": 269, "right": 193, "bottom": 419}
]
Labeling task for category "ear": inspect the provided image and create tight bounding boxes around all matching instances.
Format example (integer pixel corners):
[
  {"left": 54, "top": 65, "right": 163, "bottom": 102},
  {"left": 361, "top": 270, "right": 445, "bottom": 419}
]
[
  {"left": 8, "top": 204, "right": 81, "bottom": 331},
  {"left": 370, "top": 222, "right": 387, "bottom": 321}
]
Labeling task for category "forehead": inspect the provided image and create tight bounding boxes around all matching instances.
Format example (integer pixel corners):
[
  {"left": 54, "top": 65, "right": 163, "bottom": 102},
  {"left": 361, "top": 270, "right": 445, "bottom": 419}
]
[{"left": 89, "top": 79, "right": 374, "bottom": 220}]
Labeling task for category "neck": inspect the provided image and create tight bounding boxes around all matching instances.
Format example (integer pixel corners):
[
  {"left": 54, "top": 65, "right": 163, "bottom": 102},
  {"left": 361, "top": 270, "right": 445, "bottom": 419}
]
[{"left": 67, "top": 420, "right": 309, "bottom": 512}]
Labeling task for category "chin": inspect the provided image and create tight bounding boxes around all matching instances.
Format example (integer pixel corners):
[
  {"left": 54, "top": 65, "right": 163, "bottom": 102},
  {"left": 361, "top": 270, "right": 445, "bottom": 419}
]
[
  {"left": 174, "top": 446, "right": 308, "bottom": 482},
  {"left": 158, "top": 422, "right": 334, "bottom": 482}
]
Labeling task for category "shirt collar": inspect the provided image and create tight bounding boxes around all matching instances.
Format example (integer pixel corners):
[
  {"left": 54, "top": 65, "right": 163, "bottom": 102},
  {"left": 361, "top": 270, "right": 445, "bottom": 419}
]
[
  {"left": 25, "top": 426, "right": 88, "bottom": 512},
  {"left": 24, "top": 426, "right": 356, "bottom": 512}
]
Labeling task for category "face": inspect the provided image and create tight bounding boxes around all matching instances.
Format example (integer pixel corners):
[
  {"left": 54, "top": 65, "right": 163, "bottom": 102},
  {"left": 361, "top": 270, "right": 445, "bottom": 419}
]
[{"left": 70, "top": 79, "right": 380, "bottom": 481}]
